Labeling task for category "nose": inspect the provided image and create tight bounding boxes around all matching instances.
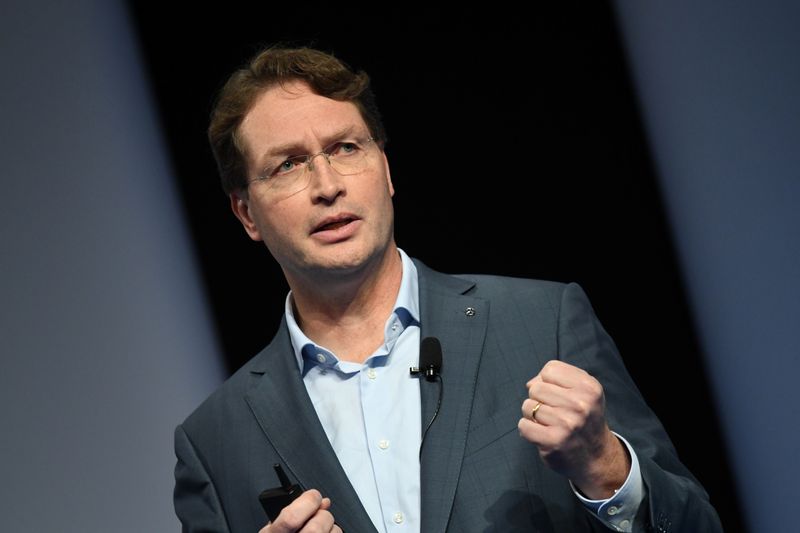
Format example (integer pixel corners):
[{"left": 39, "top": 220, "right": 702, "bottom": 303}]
[
  {"left": 306, "top": 151, "right": 332, "bottom": 173},
  {"left": 306, "top": 152, "right": 345, "bottom": 202}
]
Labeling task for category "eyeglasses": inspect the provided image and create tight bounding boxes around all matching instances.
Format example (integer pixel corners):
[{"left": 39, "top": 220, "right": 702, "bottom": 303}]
[{"left": 248, "top": 137, "right": 377, "bottom": 197}]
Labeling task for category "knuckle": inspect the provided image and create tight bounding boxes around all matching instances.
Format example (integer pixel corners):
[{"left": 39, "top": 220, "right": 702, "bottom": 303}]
[
  {"left": 279, "top": 507, "right": 302, "bottom": 529},
  {"left": 308, "top": 511, "right": 335, "bottom": 533},
  {"left": 575, "top": 398, "right": 590, "bottom": 416},
  {"left": 587, "top": 377, "right": 603, "bottom": 397},
  {"left": 549, "top": 427, "right": 569, "bottom": 448},
  {"left": 541, "top": 360, "right": 558, "bottom": 378},
  {"left": 563, "top": 416, "right": 580, "bottom": 434}
]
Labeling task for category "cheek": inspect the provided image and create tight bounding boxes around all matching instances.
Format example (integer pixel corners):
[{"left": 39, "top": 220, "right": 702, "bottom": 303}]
[
  {"left": 257, "top": 203, "right": 303, "bottom": 240},
  {"left": 364, "top": 172, "right": 394, "bottom": 201}
]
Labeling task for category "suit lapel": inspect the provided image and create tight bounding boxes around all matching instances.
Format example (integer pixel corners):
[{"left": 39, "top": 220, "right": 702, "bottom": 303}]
[
  {"left": 415, "top": 261, "right": 488, "bottom": 533},
  {"left": 244, "top": 322, "right": 376, "bottom": 533},
  {"left": 242, "top": 261, "right": 487, "bottom": 533}
]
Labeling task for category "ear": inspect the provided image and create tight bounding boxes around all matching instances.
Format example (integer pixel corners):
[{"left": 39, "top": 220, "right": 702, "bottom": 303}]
[
  {"left": 229, "top": 192, "right": 263, "bottom": 242},
  {"left": 381, "top": 150, "right": 395, "bottom": 197}
]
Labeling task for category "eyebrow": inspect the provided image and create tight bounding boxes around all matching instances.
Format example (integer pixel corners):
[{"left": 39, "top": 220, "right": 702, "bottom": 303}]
[{"left": 256, "top": 125, "right": 363, "bottom": 166}]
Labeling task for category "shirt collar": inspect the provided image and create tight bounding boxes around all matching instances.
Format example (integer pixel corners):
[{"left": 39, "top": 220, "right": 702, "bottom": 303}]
[{"left": 285, "top": 248, "right": 420, "bottom": 374}]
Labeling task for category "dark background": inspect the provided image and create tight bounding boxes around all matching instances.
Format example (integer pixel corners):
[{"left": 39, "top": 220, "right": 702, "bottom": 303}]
[{"left": 129, "top": 3, "right": 744, "bottom": 531}]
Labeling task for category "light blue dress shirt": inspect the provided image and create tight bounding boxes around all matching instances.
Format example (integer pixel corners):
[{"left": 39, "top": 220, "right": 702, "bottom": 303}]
[
  {"left": 286, "top": 250, "right": 422, "bottom": 532},
  {"left": 285, "top": 249, "right": 643, "bottom": 532}
]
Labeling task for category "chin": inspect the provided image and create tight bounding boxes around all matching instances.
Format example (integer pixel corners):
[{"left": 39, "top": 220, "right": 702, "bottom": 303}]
[
  {"left": 317, "top": 254, "right": 370, "bottom": 274},
  {"left": 308, "top": 245, "right": 383, "bottom": 275}
]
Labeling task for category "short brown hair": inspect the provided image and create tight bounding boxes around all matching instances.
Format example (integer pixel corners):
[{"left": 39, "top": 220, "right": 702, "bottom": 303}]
[{"left": 208, "top": 46, "right": 386, "bottom": 194}]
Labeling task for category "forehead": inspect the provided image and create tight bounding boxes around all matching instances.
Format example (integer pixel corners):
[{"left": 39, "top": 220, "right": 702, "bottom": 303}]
[{"left": 239, "top": 81, "right": 366, "bottom": 158}]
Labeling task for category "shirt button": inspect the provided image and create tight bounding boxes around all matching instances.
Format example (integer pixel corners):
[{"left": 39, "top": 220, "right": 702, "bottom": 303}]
[
  {"left": 316, "top": 353, "right": 326, "bottom": 363},
  {"left": 378, "top": 439, "right": 389, "bottom": 450},
  {"left": 393, "top": 512, "right": 404, "bottom": 524},
  {"left": 607, "top": 506, "right": 619, "bottom": 515},
  {"left": 367, "top": 368, "right": 377, "bottom": 379},
  {"left": 619, "top": 519, "right": 631, "bottom": 531},
  {"left": 391, "top": 322, "right": 399, "bottom": 332}
]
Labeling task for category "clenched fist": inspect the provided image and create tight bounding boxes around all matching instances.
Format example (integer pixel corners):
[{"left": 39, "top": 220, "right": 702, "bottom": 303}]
[{"left": 518, "top": 360, "right": 630, "bottom": 499}]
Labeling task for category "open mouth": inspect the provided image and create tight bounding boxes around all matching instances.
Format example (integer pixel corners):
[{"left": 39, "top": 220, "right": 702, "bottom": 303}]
[{"left": 313, "top": 215, "right": 356, "bottom": 233}]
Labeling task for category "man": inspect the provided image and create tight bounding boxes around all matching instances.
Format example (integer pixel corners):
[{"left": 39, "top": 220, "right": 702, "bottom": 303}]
[{"left": 174, "top": 46, "right": 722, "bottom": 532}]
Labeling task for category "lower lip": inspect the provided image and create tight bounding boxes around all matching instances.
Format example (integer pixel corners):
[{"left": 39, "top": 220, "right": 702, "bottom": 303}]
[{"left": 311, "top": 219, "right": 361, "bottom": 243}]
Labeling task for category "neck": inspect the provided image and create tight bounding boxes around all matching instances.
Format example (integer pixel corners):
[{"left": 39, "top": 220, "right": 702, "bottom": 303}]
[{"left": 288, "top": 244, "right": 403, "bottom": 362}]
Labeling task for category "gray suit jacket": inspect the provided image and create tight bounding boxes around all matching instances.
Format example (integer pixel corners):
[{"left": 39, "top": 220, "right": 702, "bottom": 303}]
[{"left": 174, "top": 260, "right": 722, "bottom": 532}]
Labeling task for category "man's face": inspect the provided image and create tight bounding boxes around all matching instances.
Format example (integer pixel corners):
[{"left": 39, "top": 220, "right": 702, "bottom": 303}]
[{"left": 231, "top": 81, "right": 396, "bottom": 284}]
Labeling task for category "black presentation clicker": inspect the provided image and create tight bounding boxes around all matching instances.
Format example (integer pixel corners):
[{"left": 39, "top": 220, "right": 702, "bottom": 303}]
[{"left": 258, "top": 463, "right": 302, "bottom": 522}]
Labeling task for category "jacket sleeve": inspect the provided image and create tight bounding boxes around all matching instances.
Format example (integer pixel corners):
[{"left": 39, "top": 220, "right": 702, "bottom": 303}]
[
  {"left": 556, "top": 282, "right": 723, "bottom": 533},
  {"left": 174, "top": 424, "right": 231, "bottom": 533}
]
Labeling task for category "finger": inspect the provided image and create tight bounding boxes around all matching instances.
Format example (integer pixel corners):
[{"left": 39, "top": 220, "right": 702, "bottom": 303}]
[
  {"left": 518, "top": 416, "right": 567, "bottom": 449},
  {"left": 526, "top": 373, "right": 543, "bottom": 390},
  {"left": 527, "top": 360, "right": 590, "bottom": 388},
  {"left": 537, "top": 365, "right": 605, "bottom": 414},
  {"left": 527, "top": 384, "right": 601, "bottom": 422},
  {"left": 528, "top": 381, "right": 587, "bottom": 409},
  {"left": 524, "top": 396, "right": 601, "bottom": 444},
  {"left": 523, "top": 399, "right": 574, "bottom": 430},
  {"left": 539, "top": 360, "right": 592, "bottom": 388},
  {"left": 522, "top": 398, "right": 548, "bottom": 423},
  {"left": 299, "top": 509, "right": 335, "bottom": 533},
  {"left": 272, "top": 490, "right": 324, "bottom": 532}
]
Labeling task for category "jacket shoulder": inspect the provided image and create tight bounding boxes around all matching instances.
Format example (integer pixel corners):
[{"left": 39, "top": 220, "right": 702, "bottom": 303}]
[
  {"left": 412, "top": 257, "right": 576, "bottom": 318},
  {"left": 455, "top": 272, "right": 567, "bottom": 298},
  {"left": 178, "top": 340, "right": 275, "bottom": 434}
]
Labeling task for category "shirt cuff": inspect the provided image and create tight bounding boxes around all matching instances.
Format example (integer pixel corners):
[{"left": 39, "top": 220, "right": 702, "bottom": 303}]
[{"left": 570, "top": 432, "right": 644, "bottom": 532}]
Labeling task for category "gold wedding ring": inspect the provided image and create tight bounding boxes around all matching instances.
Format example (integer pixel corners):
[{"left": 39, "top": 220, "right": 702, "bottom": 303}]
[{"left": 530, "top": 402, "right": 542, "bottom": 421}]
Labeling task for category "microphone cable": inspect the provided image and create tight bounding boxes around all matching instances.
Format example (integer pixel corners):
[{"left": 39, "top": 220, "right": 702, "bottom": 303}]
[{"left": 419, "top": 373, "right": 443, "bottom": 461}]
